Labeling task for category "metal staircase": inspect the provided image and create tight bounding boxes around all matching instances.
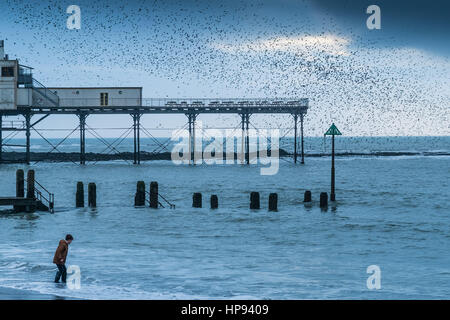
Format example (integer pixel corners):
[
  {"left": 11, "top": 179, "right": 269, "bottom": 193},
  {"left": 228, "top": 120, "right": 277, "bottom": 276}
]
[
  {"left": 30, "top": 78, "right": 60, "bottom": 108},
  {"left": 24, "top": 178, "right": 55, "bottom": 213},
  {"left": 33, "top": 179, "right": 55, "bottom": 212}
]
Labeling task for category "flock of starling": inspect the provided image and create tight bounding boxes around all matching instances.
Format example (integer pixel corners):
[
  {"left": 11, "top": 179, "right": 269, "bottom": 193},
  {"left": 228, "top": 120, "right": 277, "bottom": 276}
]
[{"left": 2, "top": 0, "right": 448, "bottom": 137}]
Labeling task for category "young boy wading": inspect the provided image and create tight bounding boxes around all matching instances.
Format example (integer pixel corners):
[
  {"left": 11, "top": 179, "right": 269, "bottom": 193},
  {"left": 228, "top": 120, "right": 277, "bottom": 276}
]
[{"left": 53, "top": 234, "right": 74, "bottom": 283}]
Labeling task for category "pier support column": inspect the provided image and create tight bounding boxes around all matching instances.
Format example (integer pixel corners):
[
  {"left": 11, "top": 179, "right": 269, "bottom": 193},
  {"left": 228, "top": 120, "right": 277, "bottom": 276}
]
[
  {"left": 187, "top": 114, "right": 192, "bottom": 164},
  {"left": 25, "top": 113, "right": 31, "bottom": 165},
  {"left": 293, "top": 114, "right": 298, "bottom": 164},
  {"left": 300, "top": 113, "right": 305, "bottom": 164},
  {"left": 245, "top": 114, "right": 250, "bottom": 164},
  {"left": 137, "top": 114, "right": 141, "bottom": 164},
  {"left": 240, "top": 113, "right": 250, "bottom": 164},
  {"left": 132, "top": 115, "right": 137, "bottom": 164},
  {"left": 192, "top": 114, "right": 197, "bottom": 165},
  {"left": 187, "top": 113, "right": 197, "bottom": 165},
  {"left": 0, "top": 113, "right": 2, "bottom": 163},
  {"left": 132, "top": 113, "right": 141, "bottom": 165},
  {"left": 241, "top": 114, "right": 244, "bottom": 164},
  {"left": 78, "top": 113, "right": 87, "bottom": 165}
]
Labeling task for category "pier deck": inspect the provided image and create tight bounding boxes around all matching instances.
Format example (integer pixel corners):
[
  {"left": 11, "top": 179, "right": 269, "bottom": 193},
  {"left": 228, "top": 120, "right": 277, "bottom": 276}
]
[{"left": 0, "top": 98, "right": 308, "bottom": 165}]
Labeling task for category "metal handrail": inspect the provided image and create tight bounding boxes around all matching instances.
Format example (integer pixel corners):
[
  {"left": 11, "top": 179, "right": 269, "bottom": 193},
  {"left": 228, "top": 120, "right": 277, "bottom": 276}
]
[
  {"left": 144, "top": 190, "right": 175, "bottom": 209},
  {"left": 32, "top": 78, "right": 60, "bottom": 106},
  {"left": 24, "top": 178, "right": 55, "bottom": 213},
  {"left": 159, "top": 193, "right": 176, "bottom": 209}
]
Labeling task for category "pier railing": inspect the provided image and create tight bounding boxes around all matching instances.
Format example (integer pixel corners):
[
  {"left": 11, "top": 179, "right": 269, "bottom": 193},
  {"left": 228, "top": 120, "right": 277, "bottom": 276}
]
[{"left": 55, "top": 97, "right": 309, "bottom": 108}]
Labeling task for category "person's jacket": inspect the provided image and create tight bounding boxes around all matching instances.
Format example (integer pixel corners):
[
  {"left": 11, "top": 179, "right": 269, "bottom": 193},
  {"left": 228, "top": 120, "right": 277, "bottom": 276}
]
[{"left": 53, "top": 240, "right": 69, "bottom": 265}]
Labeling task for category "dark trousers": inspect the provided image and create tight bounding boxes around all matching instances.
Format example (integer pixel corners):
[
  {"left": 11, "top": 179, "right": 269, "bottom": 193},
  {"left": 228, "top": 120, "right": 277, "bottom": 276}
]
[{"left": 55, "top": 264, "right": 67, "bottom": 283}]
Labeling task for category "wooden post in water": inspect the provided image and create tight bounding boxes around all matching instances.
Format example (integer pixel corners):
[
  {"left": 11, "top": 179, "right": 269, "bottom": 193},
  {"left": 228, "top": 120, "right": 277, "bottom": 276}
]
[
  {"left": 26, "top": 170, "right": 35, "bottom": 199},
  {"left": 14, "top": 169, "right": 25, "bottom": 212},
  {"left": 76, "top": 182, "right": 84, "bottom": 207},
  {"left": 25, "top": 170, "right": 36, "bottom": 212},
  {"left": 320, "top": 192, "right": 328, "bottom": 209},
  {"left": 192, "top": 193, "right": 202, "bottom": 208},
  {"left": 268, "top": 193, "right": 278, "bottom": 211},
  {"left": 250, "top": 192, "right": 260, "bottom": 209},
  {"left": 88, "top": 183, "right": 96, "bottom": 208},
  {"left": 16, "top": 169, "right": 24, "bottom": 198},
  {"left": 304, "top": 190, "right": 311, "bottom": 202},
  {"left": 150, "top": 181, "right": 158, "bottom": 209},
  {"left": 134, "top": 181, "right": 145, "bottom": 206},
  {"left": 210, "top": 195, "right": 218, "bottom": 209}
]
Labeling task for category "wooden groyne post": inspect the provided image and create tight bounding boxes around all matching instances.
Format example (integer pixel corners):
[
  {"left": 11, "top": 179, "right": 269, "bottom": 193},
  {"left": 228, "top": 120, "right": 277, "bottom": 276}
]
[
  {"left": 320, "top": 192, "right": 328, "bottom": 209},
  {"left": 304, "top": 190, "right": 311, "bottom": 202},
  {"left": 210, "top": 195, "right": 218, "bottom": 209},
  {"left": 193, "top": 193, "right": 202, "bottom": 208},
  {"left": 14, "top": 169, "right": 25, "bottom": 212},
  {"left": 76, "top": 182, "right": 84, "bottom": 207},
  {"left": 268, "top": 193, "right": 278, "bottom": 211},
  {"left": 135, "top": 181, "right": 145, "bottom": 206},
  {"left": 88, "top": 183, "right": 96, "bottom": 208},
  {"left": 26, "top": 170, "right": 35, "bottom": 199},
  {"left": 150, "top": 181, "right": 158, "bottom": 209},
  {"left": 250, "top": 192, "right": 260, "bottom": 209},
  {"left": 16, "top": 169, "right": 24, "bottom": 198}
]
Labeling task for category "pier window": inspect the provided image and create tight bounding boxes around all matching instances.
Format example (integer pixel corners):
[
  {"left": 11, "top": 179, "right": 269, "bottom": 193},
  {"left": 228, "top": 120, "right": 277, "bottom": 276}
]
[
  {"left": 1, "top": 67, "right": 14, "bottom": 77},
  {"left": 100, "top": 92, "right": 109, "bottom": 106}
]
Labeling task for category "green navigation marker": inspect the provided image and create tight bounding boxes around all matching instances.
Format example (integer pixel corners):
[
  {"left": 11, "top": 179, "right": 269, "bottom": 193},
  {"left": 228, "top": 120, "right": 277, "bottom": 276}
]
[
  {"left": 324, "top": 123, "right": 341, "bottom": 202},
  {"left": 324, "top": 123, "right": 342, "bottom": 136}
]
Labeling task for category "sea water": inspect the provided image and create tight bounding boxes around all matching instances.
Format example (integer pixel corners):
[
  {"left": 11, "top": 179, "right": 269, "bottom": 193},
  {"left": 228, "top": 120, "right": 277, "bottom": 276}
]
[{"left": 0, "top": 136, "right": 449, "bottom": 299}]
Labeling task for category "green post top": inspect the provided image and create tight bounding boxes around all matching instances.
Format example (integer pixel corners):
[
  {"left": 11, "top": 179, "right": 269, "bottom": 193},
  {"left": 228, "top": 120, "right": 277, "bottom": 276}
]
[{"left": 324, "top": 123, "right": 342, "bottom": 136}]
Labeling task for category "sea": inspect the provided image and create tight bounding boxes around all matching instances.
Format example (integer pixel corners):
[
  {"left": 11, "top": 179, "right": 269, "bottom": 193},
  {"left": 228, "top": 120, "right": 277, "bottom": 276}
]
[{"left": 0, "top": 136, "right": 449, "bottom": 299}]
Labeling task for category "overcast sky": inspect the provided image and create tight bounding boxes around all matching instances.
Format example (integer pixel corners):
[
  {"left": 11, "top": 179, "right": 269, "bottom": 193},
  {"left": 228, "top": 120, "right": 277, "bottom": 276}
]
[{"left": 1, "top": 0, "right": 449, "bottom": 137}]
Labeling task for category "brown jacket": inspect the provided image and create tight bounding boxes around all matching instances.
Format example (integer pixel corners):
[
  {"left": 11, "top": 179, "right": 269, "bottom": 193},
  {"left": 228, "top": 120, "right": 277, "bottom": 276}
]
[{"left": 53, "top": 240, "right": 69, "bottom": 265}]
